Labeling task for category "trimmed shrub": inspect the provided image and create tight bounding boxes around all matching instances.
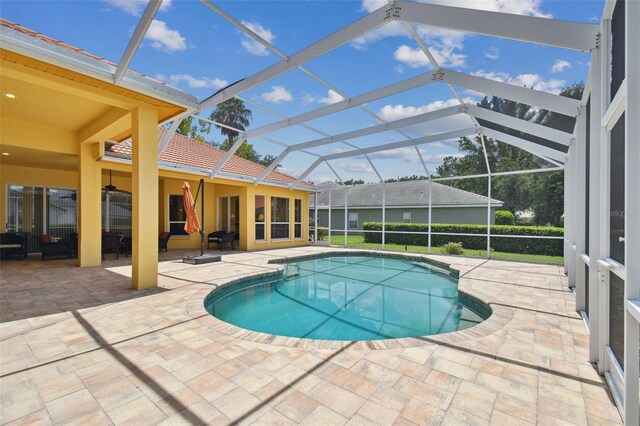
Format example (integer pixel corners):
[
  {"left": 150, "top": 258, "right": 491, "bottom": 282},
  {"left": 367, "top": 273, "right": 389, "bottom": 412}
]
[
  {"left": 442, "top": 242, "right": 464, "bottom": 255},
  {"left": 362, "top": 222, "right": 563, "bottom": 256},
  {"left": 309, "top": 218, "right": 329, "bottom": 241},
  {"left": 495, "top": 210, "right": 516, "bottom": 225}
]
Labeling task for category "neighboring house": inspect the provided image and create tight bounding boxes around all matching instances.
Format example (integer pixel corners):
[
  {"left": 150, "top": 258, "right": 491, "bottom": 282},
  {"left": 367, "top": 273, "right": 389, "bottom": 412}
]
[{"left": 309, "top": 181, "right": 503, "bottom": 230}]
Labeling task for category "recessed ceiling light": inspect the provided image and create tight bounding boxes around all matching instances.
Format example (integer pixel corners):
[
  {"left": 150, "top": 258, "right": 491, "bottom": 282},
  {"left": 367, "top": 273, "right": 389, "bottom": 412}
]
[
  {"left": 5, "top": 93, "right": 16, "bottom": 99},
  {"left": 1, "top": 152, "right": 10, "bottom": 156}
]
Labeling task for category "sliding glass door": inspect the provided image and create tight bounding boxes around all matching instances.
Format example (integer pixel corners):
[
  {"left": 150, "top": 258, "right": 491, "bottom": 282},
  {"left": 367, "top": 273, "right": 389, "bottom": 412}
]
[
  {"left": 218, "top": 196, "right": 240, "bottom": 237},
  {"left": 6, "top": 185, "right": 77, "bottom": 253}
]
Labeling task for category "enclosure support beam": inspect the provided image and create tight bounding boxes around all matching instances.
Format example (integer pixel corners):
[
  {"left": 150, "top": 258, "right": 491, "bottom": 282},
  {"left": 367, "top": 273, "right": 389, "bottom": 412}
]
[
  {"left": 587, "top": 34, "right": 604, "bottom": 367},
  {"left": 246, "top": 72, "right": 437, "bottom": 138},
  {"left": 444, "top": 70, "right": 581, "bottom": 117},
  {"left": 467, "top": 105, "right": 573, "bottom": 146},
  {"left": 624, "top": 1, "right": 640, "bottom": 423},
  {"left": 344, "top": 188, "right": 348, "bottom": 248},
  {"left": 290, "top": 128, "right": 475, "bottom": 189},
  {"left": 427, "top": 180, "right": 432, "bottom": 253},
  {"left": 481, "top": 128, "right": 566, "bottom": 163},
  {"left": 313, "top": 192, "right": 318, "bottom": 245},
  {"left": 328, "top": 190, "right": 332, "bottom": 244},
  {"left": 381, "top": 184, "right": 386, "bottom": 250},
  {"left": 114, "top": 0, "right": 162, "bottom": 85},
  {"left": 208, "top": 136, "right": 247, "bottom": 179},
  {"left": 200, "top": 5, "right": 390, "bottom": 109},
  {"left": 395, "top": 0, "right": 597, "bottom": 51},
  {"left": 574, "top": 107, "right": 587, "bottom": 311}
]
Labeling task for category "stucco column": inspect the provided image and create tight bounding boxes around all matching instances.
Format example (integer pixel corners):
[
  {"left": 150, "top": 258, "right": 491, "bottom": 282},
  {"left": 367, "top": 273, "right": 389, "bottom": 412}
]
[
  {"left": 131, "top": 106, "right": 158, "bottom": 290},
  {"left": 78, "top": 142, "right": 102, "bottom": 266}
]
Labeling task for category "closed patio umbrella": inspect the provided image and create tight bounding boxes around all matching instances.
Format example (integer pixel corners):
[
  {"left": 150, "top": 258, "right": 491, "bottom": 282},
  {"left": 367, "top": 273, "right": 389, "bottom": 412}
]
[
  {"left": 182, "top": 181, "right": 205, "bottom": 255},
  {"left": 182, "top": 182, "right": 200, "bottom": 233}
]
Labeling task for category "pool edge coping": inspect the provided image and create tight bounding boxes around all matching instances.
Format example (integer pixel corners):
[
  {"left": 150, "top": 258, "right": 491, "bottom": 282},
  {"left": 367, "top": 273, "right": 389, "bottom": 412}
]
[{"left": 186, "top": 250, "right": 514, "bottom": 351}]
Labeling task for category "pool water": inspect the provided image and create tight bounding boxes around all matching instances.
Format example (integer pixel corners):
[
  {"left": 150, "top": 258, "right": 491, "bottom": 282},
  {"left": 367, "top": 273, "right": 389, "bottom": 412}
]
[{"left": 205, "top": 255, "right": 488, "bottom": 341}]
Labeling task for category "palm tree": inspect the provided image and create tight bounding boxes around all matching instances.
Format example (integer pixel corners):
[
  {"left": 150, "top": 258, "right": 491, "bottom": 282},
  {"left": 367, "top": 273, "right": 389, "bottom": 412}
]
[{"left": 209, "top": 98, "right": 252, "bottom": 146}]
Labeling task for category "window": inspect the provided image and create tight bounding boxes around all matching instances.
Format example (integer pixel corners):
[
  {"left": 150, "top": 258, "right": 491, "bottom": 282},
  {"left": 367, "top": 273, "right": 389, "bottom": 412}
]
[
  {"left": 169, "top": 195, "right": 188, "bottom": 235},
  {"left": 7, "top": 185, "right": 78, "bottom": 253},
  {"left": 271, "top": 197, "right": 289, "bottom": 239},
  {"left": 294, "top": 199, "right": 302, "bottom": 239},
  {"left": 348, "top": 212, "right": 358, "bottom": 229},
  {"left": 255, "top": 195, "right": 265, "bottom": 241},
  {"left": 403, "top": 212, "right": 411, "bottom": 223}
]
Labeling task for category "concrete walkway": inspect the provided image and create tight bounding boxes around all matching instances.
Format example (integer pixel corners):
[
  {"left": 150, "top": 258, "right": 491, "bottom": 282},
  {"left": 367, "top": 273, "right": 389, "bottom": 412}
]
[{"left": 0, "top": 247, "right": 621, "bottom": 425}]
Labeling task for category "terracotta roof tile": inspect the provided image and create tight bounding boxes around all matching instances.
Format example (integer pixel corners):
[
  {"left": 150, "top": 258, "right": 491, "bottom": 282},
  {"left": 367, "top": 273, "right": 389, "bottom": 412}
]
[{"left": 108, "top": 128, "right": 313, "bottom": 188}]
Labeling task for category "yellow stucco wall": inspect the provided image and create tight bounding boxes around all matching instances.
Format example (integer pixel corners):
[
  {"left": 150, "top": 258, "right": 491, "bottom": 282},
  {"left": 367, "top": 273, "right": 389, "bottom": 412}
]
[{"left": 1, "top": 162, "right": 312, "bottom": 252}]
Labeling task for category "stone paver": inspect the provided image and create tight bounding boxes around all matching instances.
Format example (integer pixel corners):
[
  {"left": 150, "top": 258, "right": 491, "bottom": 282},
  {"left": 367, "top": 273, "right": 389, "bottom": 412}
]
[{"left": 0, "top": 247, "right": 622, "bottom": 425}]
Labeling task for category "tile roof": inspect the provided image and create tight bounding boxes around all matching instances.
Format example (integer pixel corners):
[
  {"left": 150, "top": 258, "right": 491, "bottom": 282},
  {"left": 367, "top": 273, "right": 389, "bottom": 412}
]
[
  {"left": 0, "top": 18, "right": 176, "bottom": 90},
  {"left": 310, "top": 180, "right": 502, "bottom": 207},
  {"left": 108, "top": 128, "right": 313, "bottom": 188}
]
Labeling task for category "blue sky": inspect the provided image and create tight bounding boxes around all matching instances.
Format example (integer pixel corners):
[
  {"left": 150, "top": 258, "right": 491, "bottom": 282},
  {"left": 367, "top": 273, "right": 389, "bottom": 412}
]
[{"left": 1, "top": 0, "right": 604, "bottom": 183}]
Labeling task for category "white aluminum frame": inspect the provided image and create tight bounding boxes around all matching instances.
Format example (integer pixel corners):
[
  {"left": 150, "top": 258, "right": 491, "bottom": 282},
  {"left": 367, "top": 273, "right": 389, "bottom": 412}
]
[{"left": 8, "top": 1, "right": 638, "bottom": 418}]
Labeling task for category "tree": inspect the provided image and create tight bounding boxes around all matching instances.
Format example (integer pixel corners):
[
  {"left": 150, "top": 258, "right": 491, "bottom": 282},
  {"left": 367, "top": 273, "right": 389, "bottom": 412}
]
[
  {"left": 210, "top": 98, "right": 252, "bottom": 144},
  {"left": 175, "top": 116, "right": 211, "bottom": 142},
  {"left": 385, "top": 175, "right": 428, "bottom": 183},
  {"left": 341, "top": 179, "right": 365, "bottom": 185},
  {"left": 435, "top": 82, "right": 584, "bottom": 226},
  {"left": 208, "top": 98, "right": 282, "bottom": 169}
]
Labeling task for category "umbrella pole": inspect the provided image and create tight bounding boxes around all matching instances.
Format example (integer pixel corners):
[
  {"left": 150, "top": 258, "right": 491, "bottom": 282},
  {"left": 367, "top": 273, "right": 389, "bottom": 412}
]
[{"left": 200, "top": 178, "right": 205, "bottom": 256}]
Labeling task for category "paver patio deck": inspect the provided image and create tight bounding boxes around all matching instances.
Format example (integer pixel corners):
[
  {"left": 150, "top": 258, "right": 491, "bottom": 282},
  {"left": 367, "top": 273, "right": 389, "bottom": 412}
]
[{"left": 0, "top": 247, "right": 622, "bottom": 425}]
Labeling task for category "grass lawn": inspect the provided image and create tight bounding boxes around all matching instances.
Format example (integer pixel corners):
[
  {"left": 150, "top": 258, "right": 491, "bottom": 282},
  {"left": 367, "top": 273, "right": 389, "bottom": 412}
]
[{"left": 323, "top": 234, "right": 564, "bottom": 265}]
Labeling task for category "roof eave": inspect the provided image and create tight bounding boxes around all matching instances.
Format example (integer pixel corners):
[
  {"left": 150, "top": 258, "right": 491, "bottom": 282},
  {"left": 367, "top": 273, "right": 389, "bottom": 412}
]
[
  {"left": 102, "top": 152, "right": 315, "bottom": 191},
  {"left": 0, "top": 25, "right": 199, "bottom": 110}
]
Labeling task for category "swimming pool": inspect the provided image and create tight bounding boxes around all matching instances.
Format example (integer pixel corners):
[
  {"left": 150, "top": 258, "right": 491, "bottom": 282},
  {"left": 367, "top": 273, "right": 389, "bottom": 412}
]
[{"left": 204, "top": 255, "right": 490, "bottom": 341}]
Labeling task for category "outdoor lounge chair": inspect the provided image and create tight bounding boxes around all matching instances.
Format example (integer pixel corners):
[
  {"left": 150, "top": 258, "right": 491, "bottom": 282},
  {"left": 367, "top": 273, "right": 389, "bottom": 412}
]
[
  {"left": 207, "top": 231, "right": 226, "bottom": 249},
  {"left": 37, "top": 234, "right": 72, "bottom": 261},
  {"left": 159, "top": 232, "right": 172, "bottom": 252},
  {"left": 102, "top": 232, "right": 122, "bottom": 260},
  {"left": 0, "top": 232, "right": 27, "bottom": 260},
  {"left": 218, "top": 232, "right": 236, "bottom": 251}
]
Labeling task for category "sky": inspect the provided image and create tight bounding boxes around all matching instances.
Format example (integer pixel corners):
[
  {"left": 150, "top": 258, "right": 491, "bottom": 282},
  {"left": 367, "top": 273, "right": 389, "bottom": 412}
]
[{"left": 1, "top": 0, "right": 604, "bottom": 184}]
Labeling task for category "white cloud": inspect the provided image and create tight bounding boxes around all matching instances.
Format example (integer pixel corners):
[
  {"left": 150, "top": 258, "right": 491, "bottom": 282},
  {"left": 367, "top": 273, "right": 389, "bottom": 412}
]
[
  {"left": 103, "top": 0, "right": 172, "bottom": 16},
  {"left": 337, "top": 161, "right": 373, "bottom": 173},
  {"left": 355, "top": 0, "right": 551, "bottom": 70},
  {"left": 378, "top": 98, "right": 471, "bottom": 121},
  {"left": 394, "top": 44, "right": 466, "bottom": 69},
  {"left": 145, "top": 20, "right": 186, "bottom": 52},
  {"left": 302, "top": 90, "right": 344, "bottom": 105},
  {"left": 472, "top": 70, "right": 565, "bottom": 94},
  {"left": 240, "top": 21, "right": 275, "bottom": 56},
  {"left": 159, "top": 74, "right": 228, "bottom": 89},
  {"left": 551, "top": 59, "right": 571, "bottom": 73},
  {"left": 484, "top": 47, "right": 500, "bottom": 60},
  {"left": 261, "top": 86, "right": 293, "bottom": 103}
]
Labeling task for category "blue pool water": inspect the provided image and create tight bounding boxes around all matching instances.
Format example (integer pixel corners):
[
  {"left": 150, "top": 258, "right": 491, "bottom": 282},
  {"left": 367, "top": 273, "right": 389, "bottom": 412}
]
[{"left": 204, "top": 255, "right": 489, "bottom": 341}]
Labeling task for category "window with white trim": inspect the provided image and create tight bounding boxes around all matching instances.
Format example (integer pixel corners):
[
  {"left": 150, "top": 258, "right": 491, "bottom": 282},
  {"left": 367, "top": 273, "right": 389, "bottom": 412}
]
[
  {"left": 403, "top": 212, "right": 411, "bottom": 223},
  {"left": 294, "top": 199, "right": 302, "bottom": 239},
  {"left": 348, "top": 212, "right": 358, "bottom": 229},
  {"left": 271, "top": 197, "right": 289, "bottom": 239},
  {"left": 255, "top": 195, "right": 265, "bottom": 241}
]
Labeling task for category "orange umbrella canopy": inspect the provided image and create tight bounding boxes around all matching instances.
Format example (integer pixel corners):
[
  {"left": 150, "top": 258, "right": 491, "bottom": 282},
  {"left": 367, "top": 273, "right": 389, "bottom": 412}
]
[{"left": 182, "top": 182, "right": 201, "bottom": 234}]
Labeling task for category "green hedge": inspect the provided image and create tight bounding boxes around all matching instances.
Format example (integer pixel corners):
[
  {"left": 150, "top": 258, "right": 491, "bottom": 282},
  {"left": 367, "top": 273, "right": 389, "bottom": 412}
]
[
  {"left": 362, "top": 222, "right": 564, "bottom": 255},
  {"left": 495, "top": 210, "right": 516, "bottom": 225}
]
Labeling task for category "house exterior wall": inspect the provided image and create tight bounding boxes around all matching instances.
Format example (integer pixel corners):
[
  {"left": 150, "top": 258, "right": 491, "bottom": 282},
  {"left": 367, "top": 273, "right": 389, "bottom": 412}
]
[
  {"left": 1, "top": 163, "right": 312, "bottom": 253},
  {"left": 313, "top": 206, "right": 496, "bottom": 230}
]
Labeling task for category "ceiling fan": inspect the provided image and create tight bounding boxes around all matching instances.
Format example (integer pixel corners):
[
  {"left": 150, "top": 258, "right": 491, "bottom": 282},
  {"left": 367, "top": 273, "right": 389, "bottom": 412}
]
[{"left": 104, "top": 170, "right": 131, "bottom": 194}]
